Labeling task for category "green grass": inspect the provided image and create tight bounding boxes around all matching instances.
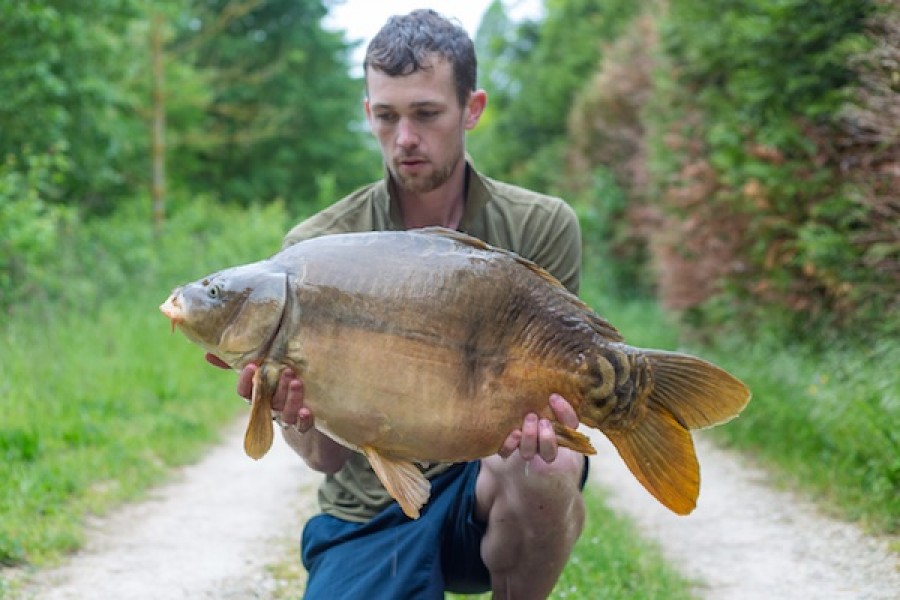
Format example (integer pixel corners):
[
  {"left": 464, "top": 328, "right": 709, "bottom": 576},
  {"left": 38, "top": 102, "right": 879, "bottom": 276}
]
[
  {"left": 699, "top": 334, "right": 900, "bottom": 532},
  {"left": 553, "top": 488, "right": 696, "bottom": 599},
  {"left": 0, "top": 295, "right": 244, "bottom": 567},
  {"left": 0, "top": 199, "right": 293, "bottom": 569}
]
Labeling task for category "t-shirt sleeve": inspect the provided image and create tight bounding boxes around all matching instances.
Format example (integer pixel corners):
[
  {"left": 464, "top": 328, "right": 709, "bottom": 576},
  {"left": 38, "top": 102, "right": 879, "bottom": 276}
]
[{"left": 524, "top": 200, "right": 582, "bottom": 295}]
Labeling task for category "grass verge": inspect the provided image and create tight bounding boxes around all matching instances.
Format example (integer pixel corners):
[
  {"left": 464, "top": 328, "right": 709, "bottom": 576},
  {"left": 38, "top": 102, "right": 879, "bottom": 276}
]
[
  {"left": 0, "top": 199, "right": 292, "bottom": 570},
  {"left": 700, "top": 334, "right": 899, "bottom": 533},
  {"left": 0, "top": 296, "right": 244, "bottom": 568}
]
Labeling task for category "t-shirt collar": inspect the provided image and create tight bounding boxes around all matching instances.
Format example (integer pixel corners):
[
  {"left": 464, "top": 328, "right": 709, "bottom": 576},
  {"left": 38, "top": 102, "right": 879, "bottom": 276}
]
[{"left": 380, "top": 158, "right": 490, "bottom": 232}]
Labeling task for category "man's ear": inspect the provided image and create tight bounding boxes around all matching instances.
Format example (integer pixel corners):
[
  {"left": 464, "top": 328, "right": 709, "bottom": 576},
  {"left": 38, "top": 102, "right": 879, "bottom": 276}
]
[
  {"left": 363, "top": 97, "right": 373, "bottom": 126},
  {"left": 464, "top": 90, "right": 488, "bottom": 130}
]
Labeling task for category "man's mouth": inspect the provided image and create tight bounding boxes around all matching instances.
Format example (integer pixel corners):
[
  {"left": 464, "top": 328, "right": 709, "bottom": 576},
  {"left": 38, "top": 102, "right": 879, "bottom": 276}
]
[{"left": 399, "top": 157, "right": 427, "bottom": 168}]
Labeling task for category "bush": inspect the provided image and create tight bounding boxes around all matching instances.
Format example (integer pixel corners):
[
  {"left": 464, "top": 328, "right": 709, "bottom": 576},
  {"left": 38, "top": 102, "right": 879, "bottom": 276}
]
[
  {"left": 2, "top": 183, "right": 296, "bottom": 326},
  {"left": 644, "top": 0, "right": 894, "bottom": 339},
  {"left": 0, "top": 149, "right": 73, "bottom": 315}
]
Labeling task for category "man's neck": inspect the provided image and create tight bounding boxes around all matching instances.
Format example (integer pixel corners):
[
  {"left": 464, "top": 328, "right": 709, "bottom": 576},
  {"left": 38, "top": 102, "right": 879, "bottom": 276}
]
[{"left": 396, "top": 161, "right": 467, "bottom": 230}]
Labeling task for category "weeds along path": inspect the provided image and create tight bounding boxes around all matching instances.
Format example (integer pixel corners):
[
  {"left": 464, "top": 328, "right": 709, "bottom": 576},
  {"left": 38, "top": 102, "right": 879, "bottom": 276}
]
[
  {"left": 587, "top": 430, "right": 900, "bottom": 600},
  {"left": 18, "top": 419, "right": 319, "bottom": 600},
  {"left": 15, "top": 421, "right": 899, "bottom": 599}
]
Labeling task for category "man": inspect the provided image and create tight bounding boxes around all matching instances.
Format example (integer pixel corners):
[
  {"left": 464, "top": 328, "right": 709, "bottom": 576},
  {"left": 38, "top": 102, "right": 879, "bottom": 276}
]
[{"left": 211, "top": 9, "right": 587, "bottom": 598}]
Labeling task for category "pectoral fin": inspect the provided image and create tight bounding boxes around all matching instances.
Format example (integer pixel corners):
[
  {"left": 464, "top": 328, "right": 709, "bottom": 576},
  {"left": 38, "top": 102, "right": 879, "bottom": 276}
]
[
  {"left": 362, "top": 446, "right": 431, "bottom": 520},
  {"left": 243, "top": 364, "right": 280, "bottom": 460}
]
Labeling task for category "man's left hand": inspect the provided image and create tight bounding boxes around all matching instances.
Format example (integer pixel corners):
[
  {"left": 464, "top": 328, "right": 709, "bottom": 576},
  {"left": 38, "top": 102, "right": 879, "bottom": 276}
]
[{"left": 497, "top": 394, "right": 579, "bottom": 463}]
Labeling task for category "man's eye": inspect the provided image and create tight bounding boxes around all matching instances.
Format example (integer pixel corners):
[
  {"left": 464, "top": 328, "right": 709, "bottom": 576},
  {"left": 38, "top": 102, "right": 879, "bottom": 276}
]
[
  {"left": 375, "top": 113, "right": 398, "bottom": 123},
  {"left": 418, "top": 111, "right": 438, "bottom": 120}
]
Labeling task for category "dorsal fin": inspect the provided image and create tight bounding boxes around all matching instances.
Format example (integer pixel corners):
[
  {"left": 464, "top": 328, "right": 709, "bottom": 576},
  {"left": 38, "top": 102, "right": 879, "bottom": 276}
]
[{"left": 415, "top": 227, "right": 623, "bottom": 342}]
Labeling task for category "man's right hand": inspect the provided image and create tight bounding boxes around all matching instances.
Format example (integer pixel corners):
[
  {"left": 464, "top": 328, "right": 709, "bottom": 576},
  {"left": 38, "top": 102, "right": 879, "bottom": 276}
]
[
  {"left": 205, "top": 352, "right": 315, "bottom": 432},
  {"left": 205, "top": 352, "right": 348, "bottom": 471}
]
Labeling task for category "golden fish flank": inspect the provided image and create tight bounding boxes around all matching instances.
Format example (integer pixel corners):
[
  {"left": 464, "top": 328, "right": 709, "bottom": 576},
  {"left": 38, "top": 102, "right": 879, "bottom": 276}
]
[{"left": 160, "top": 227, "right": 751, "bottom": 519}]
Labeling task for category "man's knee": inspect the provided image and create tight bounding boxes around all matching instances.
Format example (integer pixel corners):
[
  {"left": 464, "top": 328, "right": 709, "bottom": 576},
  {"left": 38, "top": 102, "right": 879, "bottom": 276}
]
[{"left": 475, "top": 451, "right": 586, "bottom": 594}]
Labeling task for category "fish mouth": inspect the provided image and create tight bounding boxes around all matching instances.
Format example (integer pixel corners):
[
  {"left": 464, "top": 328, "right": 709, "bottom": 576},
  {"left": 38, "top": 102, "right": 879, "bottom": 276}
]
[{"left": 159, "top": 294, "right": 183, "bottom": 334}]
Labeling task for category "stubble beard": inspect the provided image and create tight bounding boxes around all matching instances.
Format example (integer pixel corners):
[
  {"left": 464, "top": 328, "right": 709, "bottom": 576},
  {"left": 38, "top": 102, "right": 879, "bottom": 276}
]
[{"left": 390, "top": 160, "right": 450, "bottom": 194}]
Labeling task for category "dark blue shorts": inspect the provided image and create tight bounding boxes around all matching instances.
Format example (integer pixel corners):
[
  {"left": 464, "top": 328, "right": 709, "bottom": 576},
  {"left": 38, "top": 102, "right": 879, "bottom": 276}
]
[{"left": 300, "top": 458, "right": 589, "bottom": 599}]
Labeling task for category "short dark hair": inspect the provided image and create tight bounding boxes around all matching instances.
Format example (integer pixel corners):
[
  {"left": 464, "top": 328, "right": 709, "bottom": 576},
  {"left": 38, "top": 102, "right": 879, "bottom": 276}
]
[{"left": 363, "top": 9, "right": 477, "bottom": 107}]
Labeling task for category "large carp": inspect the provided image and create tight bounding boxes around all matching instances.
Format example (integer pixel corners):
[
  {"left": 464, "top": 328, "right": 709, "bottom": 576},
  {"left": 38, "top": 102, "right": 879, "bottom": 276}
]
[{"left": 160, "top": 227, "right": 750, "bottom": 519}]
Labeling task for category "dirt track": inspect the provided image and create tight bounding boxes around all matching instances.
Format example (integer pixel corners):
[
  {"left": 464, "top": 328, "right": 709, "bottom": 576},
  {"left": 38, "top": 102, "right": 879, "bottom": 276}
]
[
  {"left": 13, "top": 421, "right": 900, "bottom": 599},
  {"left": 587, "top": 431, "right": 900, "bottom": 600}
]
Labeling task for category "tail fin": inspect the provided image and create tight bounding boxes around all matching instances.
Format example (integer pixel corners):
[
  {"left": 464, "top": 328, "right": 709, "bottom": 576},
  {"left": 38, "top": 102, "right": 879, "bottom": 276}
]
[
  {"left": 607, "top": 407, "right": 699, "bottom": 514},
  {"left": 642, "top": 350, "right": 751, "bottom": 429},
  {"left": 594, "top": 349, "right": 750, "bottom": 514}
]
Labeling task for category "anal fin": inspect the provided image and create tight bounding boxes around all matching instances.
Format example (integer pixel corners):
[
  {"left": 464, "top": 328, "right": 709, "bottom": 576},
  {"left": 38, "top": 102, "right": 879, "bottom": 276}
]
[{"left": 363, "top": 446, "right": 431, "bottom": 520}]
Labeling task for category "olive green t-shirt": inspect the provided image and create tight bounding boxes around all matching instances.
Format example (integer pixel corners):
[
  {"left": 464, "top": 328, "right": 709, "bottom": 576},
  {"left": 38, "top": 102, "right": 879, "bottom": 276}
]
[{"left": 283, "top": 162, "right": 582, "bottom": 522}]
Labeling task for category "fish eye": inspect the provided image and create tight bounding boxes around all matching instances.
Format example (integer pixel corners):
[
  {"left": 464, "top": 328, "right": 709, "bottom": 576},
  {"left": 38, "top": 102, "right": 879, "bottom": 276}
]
[{"left": 207, "top": 284, "right": 221, "bottom": 298}]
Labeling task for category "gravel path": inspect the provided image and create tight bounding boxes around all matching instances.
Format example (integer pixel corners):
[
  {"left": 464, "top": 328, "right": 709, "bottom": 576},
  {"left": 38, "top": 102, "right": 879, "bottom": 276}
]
[
  {"left": 12, "top": 421, "right": 899, "bottom": 599},
  {"left": 16, "top": 421, "right": 319, "bottom": 600},
  {"left": 587, "top": 430, "right": 900, "bottom": 600}
]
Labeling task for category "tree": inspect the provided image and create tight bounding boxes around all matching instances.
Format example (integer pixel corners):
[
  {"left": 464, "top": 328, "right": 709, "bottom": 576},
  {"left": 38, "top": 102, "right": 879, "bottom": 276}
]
[
  {"left": 0, "top": 0, "right": 146, "bottom": 213},
  {"left": 170, "top": 0, "right": 378, "bottom": 207},
  {"left": 469, "top": 0, "right": 640, "bottom": 192}
]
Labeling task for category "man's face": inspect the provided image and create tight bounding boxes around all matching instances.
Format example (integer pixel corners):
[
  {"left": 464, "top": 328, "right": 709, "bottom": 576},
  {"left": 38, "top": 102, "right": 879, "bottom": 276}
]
[{"left": 364, "top": 56, "right": 483, "bottom": 194}]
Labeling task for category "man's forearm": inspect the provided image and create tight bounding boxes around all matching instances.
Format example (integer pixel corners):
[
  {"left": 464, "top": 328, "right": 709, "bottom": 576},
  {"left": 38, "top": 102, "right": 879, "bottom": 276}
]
[{"left": 281, "top": 426, "right": 351, "bottom": 474}]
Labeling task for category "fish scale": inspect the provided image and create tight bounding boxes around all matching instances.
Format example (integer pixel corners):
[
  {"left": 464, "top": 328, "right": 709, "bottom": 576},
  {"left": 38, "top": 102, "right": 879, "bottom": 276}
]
[{"left": 160, "top": 227, "right": 751, "bottom": 519}]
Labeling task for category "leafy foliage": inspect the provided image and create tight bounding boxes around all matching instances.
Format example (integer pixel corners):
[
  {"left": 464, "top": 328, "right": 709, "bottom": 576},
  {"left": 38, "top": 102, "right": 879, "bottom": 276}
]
[
  {"left": 566, "top": 14, "right": 658, "bottom": 298},
  {"left": 645, "top": 0, "right": 894, "bottom": 338},
  {"left": 470, "top": 0, "right": 640, "bottom": 192},
  {"left": 0, "top": 0, "right": 145, "bottom": 213},
  {"left": 0, "top": 0, "right": 376, "bottom": 217},
  {"left": 170, "top": 0, "right": 379, "bottom": 205},
  {"left": 0, "top": 148, "right": 73, "bottom": 312}
]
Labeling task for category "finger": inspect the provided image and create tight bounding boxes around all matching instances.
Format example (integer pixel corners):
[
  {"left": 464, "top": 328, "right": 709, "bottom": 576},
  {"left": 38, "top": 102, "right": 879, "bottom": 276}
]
[
  {"left": 518, "top": 413, "right": 539, "bottom": 461},
  {"left": 270, "top": 368, "right": 295, "bottom": 412},
  {"left": 498, "top": 429, "right": 522, "bottom": 459},
  {"left": 282, "top": 377, "right": 306, "bottom": 426},
  {"left": 295, "top": 407, "right": 314, "bottom": 433},
  {"left": 205, "top": 353, "right": 230, "bottom": 369},
  {"left": 237, "top": 364, "right": 257, "bottom": 400},
  {"left": 537, "top": 418, "right": 558, "bottom": 463},
  {"left": 549, "top": 394, "right": 579, "bottom": 429}
]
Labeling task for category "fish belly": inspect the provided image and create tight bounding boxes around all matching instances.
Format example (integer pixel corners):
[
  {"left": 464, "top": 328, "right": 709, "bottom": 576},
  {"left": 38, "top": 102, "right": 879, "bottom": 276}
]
[{"left": 295, "top": 326, "right": 563, "bottom": 462}]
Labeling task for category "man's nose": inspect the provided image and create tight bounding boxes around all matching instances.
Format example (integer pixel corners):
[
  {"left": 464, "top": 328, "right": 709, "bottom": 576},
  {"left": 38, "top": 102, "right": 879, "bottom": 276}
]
[{"left": 396, "top": 118, "right": 419, "bottom": 148}]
